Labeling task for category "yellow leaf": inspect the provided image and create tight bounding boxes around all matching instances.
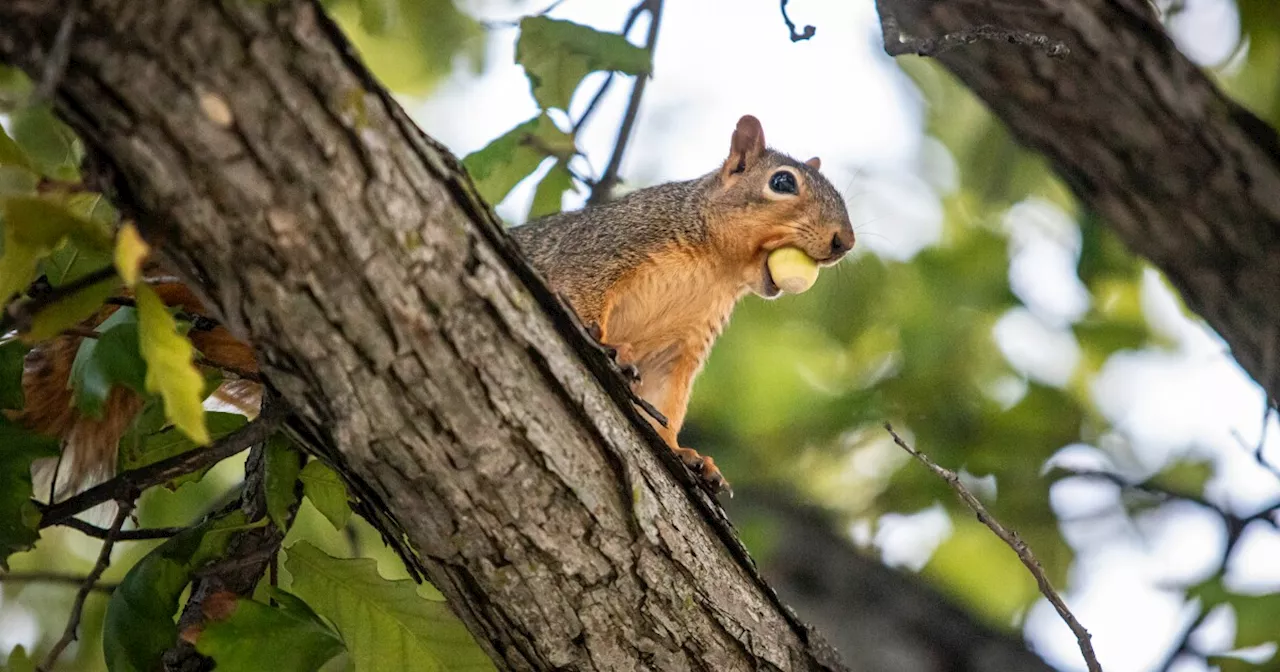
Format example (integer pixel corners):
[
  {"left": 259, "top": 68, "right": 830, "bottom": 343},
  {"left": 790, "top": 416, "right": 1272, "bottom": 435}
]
[
  {"left": 136, "top": 283, "right": 209, "bottom": 445},
  {"left": 23, "top": 276, "right": 120, "bottom": 343},
  {"left": 113, "top": 223, "right": 150, "bottom": 287}
]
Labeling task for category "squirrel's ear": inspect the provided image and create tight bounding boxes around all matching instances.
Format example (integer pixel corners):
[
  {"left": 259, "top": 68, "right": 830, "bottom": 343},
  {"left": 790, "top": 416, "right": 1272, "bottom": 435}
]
[
  {"left": 805, "top": 156, "right": 821, "bottom": 170},
  {"left": 721, "top": 115, "right": 766, "bottom": 179}
]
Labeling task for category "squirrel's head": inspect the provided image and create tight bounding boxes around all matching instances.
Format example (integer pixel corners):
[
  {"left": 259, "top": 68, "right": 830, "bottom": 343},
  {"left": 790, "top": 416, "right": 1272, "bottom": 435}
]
[{"left": 706, "top": 115, "right": 855, "bottom": 299}]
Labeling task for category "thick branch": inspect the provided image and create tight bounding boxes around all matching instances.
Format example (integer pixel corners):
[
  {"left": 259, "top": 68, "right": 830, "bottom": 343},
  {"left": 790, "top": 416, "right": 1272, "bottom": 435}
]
[
  {"left": 0, "top": 1, "right": 844, "bottom": 669},
  {"left": 874, "top": 0, "right": 1280, "bottom": 405}
]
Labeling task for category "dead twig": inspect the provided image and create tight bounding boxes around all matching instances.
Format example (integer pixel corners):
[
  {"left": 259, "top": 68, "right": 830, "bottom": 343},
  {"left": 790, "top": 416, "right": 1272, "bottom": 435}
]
[
  {"left": 884, "top": 423, "right": 1102, "bottom": 672},
  {"left": 572, "top": 0, "right": 649, "bottom": 134},
  {"left": 37, "top": 498, "right": 132, "bottom": 672},
  {"left": 38, "top": 403, "right": 287, "bottom": 530},
  {"left": 589, "top": 0, "right": 663, "bottom": 205},
  {"left": 0, "top": 570, "right": 118, "bottom": 593},
  {"left": 57, "top": 516, "right": 185, "bottom": 541},
  {"left": 874, "top": 1, "right": 1068, "bottom": 59},
  {"left": 780, "top": 0, "right": 816, "bottom": 42}
]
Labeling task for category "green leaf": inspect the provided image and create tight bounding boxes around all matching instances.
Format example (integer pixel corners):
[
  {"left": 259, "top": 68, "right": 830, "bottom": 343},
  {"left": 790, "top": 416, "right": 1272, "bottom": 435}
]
[
  {"left": 194, "top": 590, "right": 346, "bottom": 672},
  {"left": 1190, "top": 576, "right": 1280, "bottom": 649},
  {"left": 0, "top": 124, "right": 34, "bottom": 171},
  {"left": 0, "top": 196, "right": 113, "bottom": 303},
  {"left": 299, "top": 460, "right": 353, "bottom": 531},
  {"left": 1147, "top": 459, "right": 1214, "bottom": 498},
  {"left": 136, "top": 282, "right": 210, "bottom": 445},
  {"left": 0, "top": 339, "right": 28, "bottom": 410},
  {"left": 8, "top": 103, "right": 83, "bottom": 181},
  {"left": 68, "top": 307, "right": 145, "bottom": 419},
  {"left": 286, "top": 541, "right": 495, "bottom": 672},
  {"left": 0, "top": 165, "right": 40, "bottom": 198},
  {"left": 104, "top": 511, "right": 250, "bottom": 672},
  {"left": 1, "top": 645, "right": 36, "bottom": 672},
  {"left": 528, "top": 160, "right": 575, "bottom": 219},
  {"left": 462, "top": 114, "right": 574, "bottom": 207},
  {"left": 265, "top": 433, "right": 303, "bottom": 531},
  {"left": 357, "top": 0, "right": 398, "bottom": 34},
  {"left": 119, "top": 411, "right": 247, "bottom": 489},
  {"left": 41, "top": 239, "right": 114, "bottom": 287},
  {"left": 0, "top": 417, "right": 60, "bottom": 570},
  {"left": 24, "top": 275, "right": 120, "bottom": 343},
  {"left": 516, "top": 16, "right": 651, "bottom": 112},
  {"left": 328, "top": 0, "right": 482, "bottom": 96}
]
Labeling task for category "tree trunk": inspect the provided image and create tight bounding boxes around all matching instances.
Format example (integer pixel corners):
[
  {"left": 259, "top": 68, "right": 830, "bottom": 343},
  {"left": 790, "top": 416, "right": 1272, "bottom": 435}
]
[
  {"left": 876, "top": 0, "right": 1280, "bottom": 402},
  {"left": 0, "top": 1, "right": 852, "bottom": 670}
]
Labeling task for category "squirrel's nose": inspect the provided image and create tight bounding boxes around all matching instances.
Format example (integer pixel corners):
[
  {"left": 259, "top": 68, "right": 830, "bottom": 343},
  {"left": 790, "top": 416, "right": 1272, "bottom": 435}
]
[{"left": 830, "top": 229, "right": 855, "bottom": 257}]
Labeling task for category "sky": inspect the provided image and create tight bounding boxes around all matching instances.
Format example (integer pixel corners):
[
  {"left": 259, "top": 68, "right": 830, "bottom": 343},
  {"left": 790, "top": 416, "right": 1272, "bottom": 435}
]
[{"left": 409, "top": 1, "right": 1280, "bottom": 671}]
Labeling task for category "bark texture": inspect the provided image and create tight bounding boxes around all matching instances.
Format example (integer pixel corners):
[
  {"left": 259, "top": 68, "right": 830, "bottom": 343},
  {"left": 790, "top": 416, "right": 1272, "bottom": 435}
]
[
  {"left": 0, "top": 1, "right": 849, "bottom": 670},
  {"left": 877, "top": 0, "right": 1280, "bottom": 401}
]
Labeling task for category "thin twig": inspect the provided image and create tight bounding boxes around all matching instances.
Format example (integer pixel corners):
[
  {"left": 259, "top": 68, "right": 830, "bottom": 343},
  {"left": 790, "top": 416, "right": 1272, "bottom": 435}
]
[
  {"left": 37, "top": 498, "right": 133, "bottom": 672},
  {"left": 1, "top": 265, "right": 118, "bottom": 334},
  {"left": 1154, "top": 607, "right": 1209, "bottom": 672},
  {"left": 884, "top": 423, "right": 1102, "bottom": 672},
  {"left": 874, "top": 1, "right": 1068, "bottom": 59},
  {"left": 106, "top": 297, "right": 221, "bottom": 332},
  {"left": 57, "top": 516, "right": 185, "bottom": 540},
  {"left": 1231, "top": 397, "right": 1280, "bottom": 481},
  {"left": 571, "top": 0, "right": 649, "bottom": 134},
  {"left": 589, "top": 0, "right": 664, "bottom": 205},
  {"left": 0, "top": 571, "right": 118, "bottom": 593},
  {"left": 479, "top": 0, "right": 571, "bottom": 30},
  {"left": 780, "top": 0, "right": 816, "bottom": 42},
  {"left": 38, "top": 404, "right": 287, "bottom": 530}
]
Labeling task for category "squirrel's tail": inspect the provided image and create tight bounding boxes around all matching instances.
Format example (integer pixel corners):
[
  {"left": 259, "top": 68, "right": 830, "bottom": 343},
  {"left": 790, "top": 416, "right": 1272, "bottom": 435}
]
[{"left": 15, "top": 278, "right": 261, "bottom": 501}]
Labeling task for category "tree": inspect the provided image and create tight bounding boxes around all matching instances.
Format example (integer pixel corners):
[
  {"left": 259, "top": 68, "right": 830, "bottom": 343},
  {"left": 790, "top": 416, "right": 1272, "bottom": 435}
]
[{"left": 2, "top": 1, "right": 1280, "bottom": 671}]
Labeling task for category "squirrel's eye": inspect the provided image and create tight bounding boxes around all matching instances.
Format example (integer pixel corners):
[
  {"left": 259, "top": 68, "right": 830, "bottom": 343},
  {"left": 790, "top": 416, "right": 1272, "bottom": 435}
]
[{"left": 769, "top": 171, "right": 798, "bottom": 195}]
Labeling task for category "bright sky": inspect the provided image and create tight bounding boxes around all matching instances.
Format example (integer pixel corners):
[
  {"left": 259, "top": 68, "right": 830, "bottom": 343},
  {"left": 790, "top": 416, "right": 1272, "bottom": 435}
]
[{"left": 409, "top": 1, "right": 1280, "bottom": 671}]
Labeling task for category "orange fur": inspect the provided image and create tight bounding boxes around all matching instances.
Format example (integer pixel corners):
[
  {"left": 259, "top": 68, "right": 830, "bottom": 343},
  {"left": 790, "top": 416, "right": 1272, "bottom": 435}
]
[
  {"left": 16, "top": 277, "right": 261, "bottom": 497},
  {"left": 513, "top": 115, "right": 855, "bottom": 492}
]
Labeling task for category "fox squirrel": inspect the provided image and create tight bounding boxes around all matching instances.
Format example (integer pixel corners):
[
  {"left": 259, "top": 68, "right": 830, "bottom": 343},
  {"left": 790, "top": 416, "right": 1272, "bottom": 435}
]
[
  {"left": 17, "top": 114, "right": 852, "bottom": 497},
  {"left": 511, "top": 115, "right": 854, "bottom": 491}
]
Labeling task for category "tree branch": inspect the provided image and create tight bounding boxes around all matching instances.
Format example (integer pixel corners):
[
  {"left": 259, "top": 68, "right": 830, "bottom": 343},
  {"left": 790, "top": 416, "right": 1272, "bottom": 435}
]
[
  {"left": 885, "top": 424, "right": 1102, "bottom": 672},
  {"left": 57, "top": 516, "right": 185, "bottom": 540},
  {"left": 875, "top": 3, "right": 1068, "bottom": 59},
  {"left": 38, "top": 403, "right": 286, "bottom": 529},
  {"left": 871, "top": 0, "right": 1280, "bottom": 416},
  {"left": 589, "top": 0, "right": 664, "bottom": 204},
  {"left": 37, "top": 498, "right": 132, "bottom": 672},
  {"left": 0, "top": 1, "right": 848, "bottom": 668},
  {"left": 0, "top": 570, "right": 118, "bottom": 592}
]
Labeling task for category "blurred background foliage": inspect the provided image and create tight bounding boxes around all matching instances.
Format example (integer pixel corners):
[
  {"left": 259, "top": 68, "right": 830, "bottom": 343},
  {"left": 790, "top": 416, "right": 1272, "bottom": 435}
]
[{"left": 5, "top": 1, "right": 1280, "bottom": 671}]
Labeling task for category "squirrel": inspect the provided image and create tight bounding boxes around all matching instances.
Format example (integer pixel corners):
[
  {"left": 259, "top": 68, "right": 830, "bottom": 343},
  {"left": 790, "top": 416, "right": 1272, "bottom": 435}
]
[
  {"left": 16, "top": 114, "right": 853, "bottom": 498},
  {"left": 511, "top": 115, "right": 854, "bottom": 492}
]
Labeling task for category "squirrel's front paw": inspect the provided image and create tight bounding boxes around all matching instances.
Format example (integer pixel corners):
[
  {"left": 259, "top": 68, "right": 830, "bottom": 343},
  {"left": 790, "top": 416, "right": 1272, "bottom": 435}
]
[
  {"left": 673, "top": 446, "right": 732, "bottom": 497},
  {"left": 586, "top": 321, "right": 641, "bottom": 383}
]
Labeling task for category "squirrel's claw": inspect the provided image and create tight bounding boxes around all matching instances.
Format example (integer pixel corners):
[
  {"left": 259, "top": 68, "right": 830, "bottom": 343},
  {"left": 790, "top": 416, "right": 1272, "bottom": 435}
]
[
  {"left": 586, "top": 321, "right": 641, "bottom": 383},
  {"left": 673, "top": 447, "right": 732, "bottom": 497}
]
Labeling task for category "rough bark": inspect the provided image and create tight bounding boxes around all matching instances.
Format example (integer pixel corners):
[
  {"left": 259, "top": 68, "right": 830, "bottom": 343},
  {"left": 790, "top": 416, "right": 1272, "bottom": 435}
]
[
  {"left": 0, "top": 1, "right": 851, "bottom": 670},
  {"left": 876, "top": 0, "right": 1280, "bottom": 402}
]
